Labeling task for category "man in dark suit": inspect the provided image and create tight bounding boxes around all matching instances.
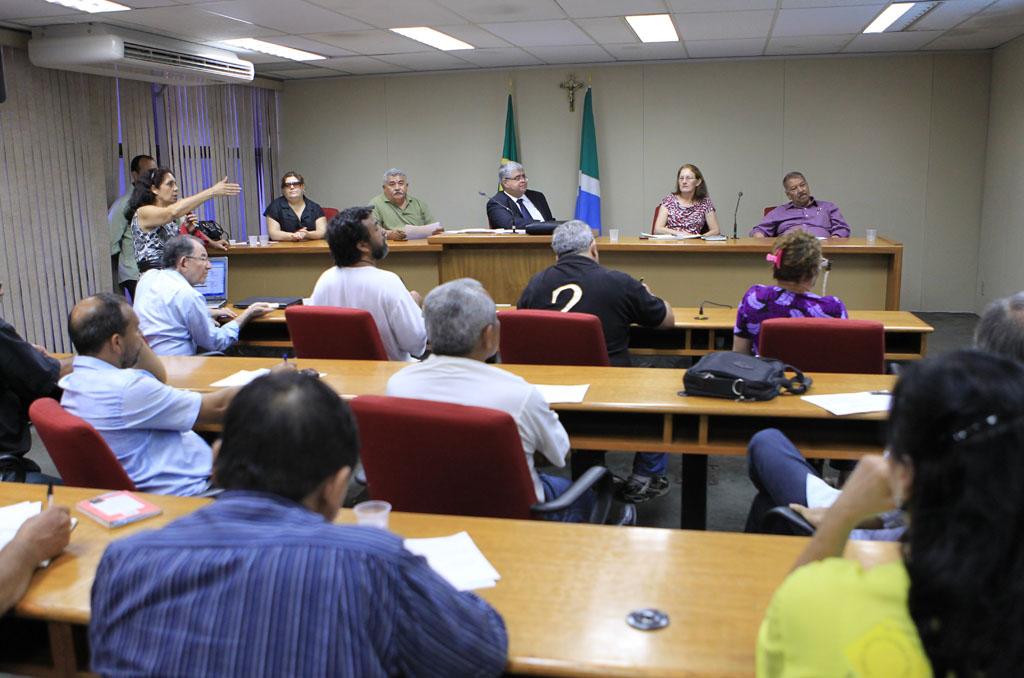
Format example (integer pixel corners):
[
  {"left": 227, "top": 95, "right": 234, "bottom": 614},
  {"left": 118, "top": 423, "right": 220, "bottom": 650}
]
[{"left": 486, "top": 161, "right": 554, "bottom": 229}]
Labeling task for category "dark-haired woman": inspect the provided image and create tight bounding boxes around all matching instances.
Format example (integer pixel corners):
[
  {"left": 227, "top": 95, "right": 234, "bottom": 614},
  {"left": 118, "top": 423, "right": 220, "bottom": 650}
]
[
  {"left": 758, "top": 349, "right": 1024, "bottom": 676},
  {"left": 126, "top": 169, "right": 239, "bottom": 273},
  {"left": 264, "top": 172, "right": 326, "bottom": 242},
  {"left": 732, "top": 229, "right": 846, "bottom": 355},
  {"left": 652, "top": 163, "right": 720, "bottom": 236}
]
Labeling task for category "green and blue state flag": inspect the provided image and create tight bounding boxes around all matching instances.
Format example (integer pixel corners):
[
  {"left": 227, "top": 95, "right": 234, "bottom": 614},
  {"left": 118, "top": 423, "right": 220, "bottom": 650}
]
[
  {"left": 501, "top": 93, "right": 519, "bottom": 167},
  {"left": 573, "top": 87, "right": 601, "bottom": 232}
]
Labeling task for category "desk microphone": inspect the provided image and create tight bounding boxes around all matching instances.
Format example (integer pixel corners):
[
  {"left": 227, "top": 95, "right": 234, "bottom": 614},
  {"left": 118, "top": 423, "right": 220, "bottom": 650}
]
[
  {"left": 694, "top": 299, "right": 733, "bottom": 321},
  {"left": 732, "top": 191, "right": 743, "bottom": 240},
  {"left": 482, "top": 190, "right": 520, "bottom": 233}
]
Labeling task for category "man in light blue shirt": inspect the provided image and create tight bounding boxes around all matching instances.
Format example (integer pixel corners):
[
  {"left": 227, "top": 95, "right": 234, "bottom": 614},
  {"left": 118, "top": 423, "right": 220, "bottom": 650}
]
[
  {"left": 60, "top": 293, "right": 238, "bottom": 495},
  {"left": 134, "top": 235, "right": 274, "bottom": 355}
]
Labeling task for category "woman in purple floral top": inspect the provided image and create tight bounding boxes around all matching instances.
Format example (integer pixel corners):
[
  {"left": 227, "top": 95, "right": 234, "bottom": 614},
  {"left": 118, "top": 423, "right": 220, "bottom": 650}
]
[
  {"left": 733, "top": 229, "right": 847, "bottom": 355},
  {"left": 653, "top": 163, "right": 721, "bottom": 236}
]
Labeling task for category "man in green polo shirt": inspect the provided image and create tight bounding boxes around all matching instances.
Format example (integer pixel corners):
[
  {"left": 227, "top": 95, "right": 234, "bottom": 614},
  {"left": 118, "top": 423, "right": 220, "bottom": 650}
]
[{"left": 368, "top": 168, "right": 438, "bottom": 241}]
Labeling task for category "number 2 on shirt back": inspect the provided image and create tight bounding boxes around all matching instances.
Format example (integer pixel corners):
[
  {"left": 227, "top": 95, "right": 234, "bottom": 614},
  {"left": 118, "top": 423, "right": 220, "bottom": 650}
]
[{"left": 551, "top": 284, "right": 583, "bottom": 312}]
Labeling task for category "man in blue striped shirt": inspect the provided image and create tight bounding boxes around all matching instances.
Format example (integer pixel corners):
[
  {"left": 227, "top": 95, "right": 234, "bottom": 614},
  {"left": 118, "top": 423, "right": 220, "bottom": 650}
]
[{"left": 89, "top": 371, "right": 508, "bottom": 677}]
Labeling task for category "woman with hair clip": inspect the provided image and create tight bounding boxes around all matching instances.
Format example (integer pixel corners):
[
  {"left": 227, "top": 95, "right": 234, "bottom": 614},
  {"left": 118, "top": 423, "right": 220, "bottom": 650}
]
[
  {"left": 126, "top": 169, "right": 239, "bottom": 273},
  {"left": 732, "top": 229, "right": 846, "bottom": 355},
  {"left": 757, "top": 349, "right": 1024, "bottom": 676}
]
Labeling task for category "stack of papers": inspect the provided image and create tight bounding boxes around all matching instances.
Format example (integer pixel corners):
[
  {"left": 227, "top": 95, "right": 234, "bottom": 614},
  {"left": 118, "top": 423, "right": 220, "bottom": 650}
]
[
  {"left": 801, "top": 391, "right": 892, "bottom": 416},
  {"left": 532, "top": 384, "right": 590, "bottom": 404},
  {"left": 639, "top": 232, "right": 700, "bottom": 240},
  {"left": 404, "top": 531, "right": 501, "bottom": 591},
  {"left": 210, "top": 368, "right": 270, "bottom": 388},
  {"left": 445, "top": 228, "right": 514, "bottom": 234},
  {"left": 404, "top": 222, "right": 442, "bottom": 240},
  {"left": 0, "top": 501, "right": 77, "bottom": 567}
]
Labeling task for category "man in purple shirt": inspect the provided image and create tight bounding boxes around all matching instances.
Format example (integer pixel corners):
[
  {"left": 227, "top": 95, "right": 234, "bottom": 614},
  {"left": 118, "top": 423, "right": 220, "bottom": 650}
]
[{"left": 751, "top": 171, "right": 850, "bottom": 238}]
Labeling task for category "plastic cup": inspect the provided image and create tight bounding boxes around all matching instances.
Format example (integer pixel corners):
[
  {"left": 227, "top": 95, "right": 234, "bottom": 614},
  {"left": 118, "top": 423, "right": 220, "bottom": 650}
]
[
  {"left": 865, "top": 228, "right": 877, "bottom": 244},
  {"left": 353, "top": 500, "right": 392, "bottom": 529},
  {"left": 609, "top": 229, "right": 620, "bottom": 243},
  {"left": 248, "top": 235, "right": 258, "bottom": 247},
  {"left": 259, "top": 234, "right": 269, "bottom": 247}
]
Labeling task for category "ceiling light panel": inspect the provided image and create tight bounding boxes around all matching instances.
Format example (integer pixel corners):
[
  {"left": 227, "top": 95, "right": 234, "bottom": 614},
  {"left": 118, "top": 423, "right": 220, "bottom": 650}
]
[
  {"left": 626, "top": 14, "right": 679, "bottom": 43},
  {"left": 864, "top": 3, "right": 916, "bottom": 34},
  {"left": 222, "top": 38, "right": 325, "bottom": 61},
  {"left": 389, "top": 27, "right": 474, "bottom": 51},
  {"left": 45, "top": 0, "right": 129, "bottom": 13}
]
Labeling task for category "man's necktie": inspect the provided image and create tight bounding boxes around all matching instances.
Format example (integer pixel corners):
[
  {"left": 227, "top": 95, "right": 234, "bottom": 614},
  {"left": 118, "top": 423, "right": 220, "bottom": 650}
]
[{"left": 516, "top": 198, "right": 530, "bottom": 221}]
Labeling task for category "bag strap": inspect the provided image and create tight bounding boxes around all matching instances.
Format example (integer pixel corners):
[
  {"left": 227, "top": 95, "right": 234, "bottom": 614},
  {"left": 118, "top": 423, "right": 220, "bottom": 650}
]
[{"left": 775, "top": 364, "right": 812, "bottom": 395}]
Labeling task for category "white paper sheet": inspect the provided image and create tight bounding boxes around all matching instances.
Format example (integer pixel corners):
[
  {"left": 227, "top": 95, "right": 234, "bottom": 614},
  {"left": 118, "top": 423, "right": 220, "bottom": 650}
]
[
  {"left": 404, "top": 531, "right": 501, "bottom": 591},
  {"left": 0, "top": 501, "right": 76, "bottom": 567},
  {"left": 445, "top": 228, "right": 514, "bottom": 234},
  {"left": 639, "top": 232, "right": 700, "bottom": 240},
  {"left": 403, "top": 222, "right": 443, "bottom": 240},
  {"left": 210, "top": 368, "right": 270, "bottom": 388},
  {"left": 532, "top": 384, "right": 590, "bottom": 404},
  {"left": 801, "top": 391, "right": 892, "bottom": 416}
]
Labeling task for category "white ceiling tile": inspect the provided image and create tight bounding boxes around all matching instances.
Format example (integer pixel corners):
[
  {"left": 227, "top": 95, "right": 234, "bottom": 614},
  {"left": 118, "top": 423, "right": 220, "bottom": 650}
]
[
  {"left": 780, "top": 0, "right": 885, "bottom": 7},
  {"left": 555, "top": 0, "right": 670, "bottom": 19},
  {"left": 375, "top": 50, "right": 475, "bottom": 70},
  {"left": 434, "top": 24, "right": 512, "bottom": 48},
  {"left": 844, "top": 30, "right": 944, "bottom": 52},
  {"left": 254, "top": 61, "right": 311, "bottom": 72},
  {"left": 98, "top": 6, "right": 283, "bottom": 40},
  {"left": 685, "top": 37, "right": 765, "bottom": 58},
  {"left": 957, "top": 0, "right": 1024, "bottom": 29},
  {"left": 263, "top": 35, "right": 356, "bottom": 57},
  {"left": 0, "top": 0, "right": 79, "bottom": 20},
  {"left": 523, "top": 44, "right": 614, "bottom": 63},
  {"left": 14, "top": 14, "right": 103, "bottom": 26},
  {"left": 602, "top": 41, "right": 688, "bottom": 61},
  {"left": 676, "top": 10, "right": 774, "bottom": 40},
  {"left": 909, "top": 0, "right": 992, "bottom": 32},
  {"left": 452, "top": 46, "right": 544, "bottom": 67},
  {"left": 773, "top": 5, "right": 884, "bottom": 37},
  {"left": 480, "top": 19, "right": 594, "bottom": 46},
  {"left": 432, "top": 0, "right": 567, "bottom": 23},
  {"left": 267, "top": 66, "right": 339, "bottom": 78},
  {"left": 306, "top": 29, "right": 428, "bottom": 54},
  {"left": 668, "top": 0, "right": 776, "bottom": 11},
  {"left": 306, "top": 0, "right": 468, "bottom": 28},
  {"left": 196, "top": 0, "right": 371, "bottom": 34},
  {"left": 765, "top": 33, "right": 855, "bottom": 54},
  {"left": 317, "top": 55, "right": 411, "bottom": 74},
  {"left": 925, "top": 25, "right": 1024, "bottom": 50},
  {"left": 574, "top": 17, "right": 638, "bottom": 44}
]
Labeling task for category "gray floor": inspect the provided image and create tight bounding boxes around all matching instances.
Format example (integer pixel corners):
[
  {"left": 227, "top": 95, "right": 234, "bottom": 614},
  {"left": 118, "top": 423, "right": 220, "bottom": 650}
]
[{"left": 23, "top": 312, "right": 979, "bottom": 532}]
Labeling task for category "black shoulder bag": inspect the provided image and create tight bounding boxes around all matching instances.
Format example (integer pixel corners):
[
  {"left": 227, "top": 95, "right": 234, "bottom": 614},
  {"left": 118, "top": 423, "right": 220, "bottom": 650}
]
[{"left": 682, "top": 351, "right": 811, "bottom": 401}]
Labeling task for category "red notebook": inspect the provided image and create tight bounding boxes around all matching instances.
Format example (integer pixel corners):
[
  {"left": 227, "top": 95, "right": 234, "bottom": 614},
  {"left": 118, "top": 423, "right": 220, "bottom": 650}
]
[{"left": 77, "top": 491, "right": 163, "bottom": 528}]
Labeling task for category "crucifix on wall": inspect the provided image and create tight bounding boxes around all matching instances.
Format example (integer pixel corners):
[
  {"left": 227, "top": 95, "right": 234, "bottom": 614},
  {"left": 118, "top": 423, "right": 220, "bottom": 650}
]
[{"left": 559, "top": 74, "right": 585, "bottom": 111}]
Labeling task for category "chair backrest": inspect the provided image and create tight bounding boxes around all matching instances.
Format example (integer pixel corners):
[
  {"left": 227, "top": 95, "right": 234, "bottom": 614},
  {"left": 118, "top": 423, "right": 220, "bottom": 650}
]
[
  {"left": 28, "top": 398, "right": 136, "bottom": 490},
  {"left": 322, "top": 207, "right": 339, "bottom": 222},
  {"left": 759, "top": 318, "right": 885, "bottom": 374},
  {"left": 497, "top": 309, "right": 611, "bottom": 366},
  {"left": 285, "top": 305, "right": 388, "bottom": 360},
  {"left": 350, "top": 395, "right": 539, "bottom": 520},
  {"left": 763, "top": 205, "right": 774, "bottom": 216}
]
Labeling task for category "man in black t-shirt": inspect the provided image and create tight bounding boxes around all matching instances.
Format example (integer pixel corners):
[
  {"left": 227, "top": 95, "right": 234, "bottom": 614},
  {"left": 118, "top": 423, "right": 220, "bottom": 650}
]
[{"left": 517, "top": 220, "right": 675, "bottom": 502}]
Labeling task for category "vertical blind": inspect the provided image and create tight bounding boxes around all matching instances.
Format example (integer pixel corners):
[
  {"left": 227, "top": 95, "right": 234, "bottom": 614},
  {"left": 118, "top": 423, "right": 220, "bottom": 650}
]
[{"left": 0, "top": 47, "right": 111, "bottom": 352}]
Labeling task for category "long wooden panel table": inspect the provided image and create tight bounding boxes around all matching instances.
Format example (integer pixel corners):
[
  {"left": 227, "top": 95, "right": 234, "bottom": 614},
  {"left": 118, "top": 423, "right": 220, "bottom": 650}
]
[
  {"left": 162, "top": 356, "right": 894, "bottom": 529},
  {"left": 4, "top": 482, "right": 899, "bottom": 677},
  {"left": 236, "top": 306, "right": 932, "bottom": 361},
  {"left": 218, "top": 234, "right": 904, "bottom": 310}
]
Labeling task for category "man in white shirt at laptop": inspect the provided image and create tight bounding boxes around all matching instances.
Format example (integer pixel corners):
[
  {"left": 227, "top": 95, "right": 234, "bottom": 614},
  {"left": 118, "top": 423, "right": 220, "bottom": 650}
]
[
  {"left": 311, "top": 206, "right": 427, "bottom": 361},
  {"left": 386, "top": 278, "right": 594, "bottom": 521},
  {"left": 134, "top": 235, "right": 274, "bottom": 355}
]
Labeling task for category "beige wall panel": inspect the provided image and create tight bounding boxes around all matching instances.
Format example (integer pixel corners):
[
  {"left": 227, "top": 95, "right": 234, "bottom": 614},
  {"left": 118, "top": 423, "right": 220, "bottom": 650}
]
[
  {"left": 783, "top": 56, "right": 932, "bottom": 310},
  {"left": 279, "top": 77, "right": 387, "bottom": 212},
  {"left": 922, "top": 53, "right": 990, "bottom": 311},
  {"left": 642, "top": 60, "right": 785, "bottom": 238},
  {"left": 977, "top": 35, "right": 1024, "bottom": 311}
]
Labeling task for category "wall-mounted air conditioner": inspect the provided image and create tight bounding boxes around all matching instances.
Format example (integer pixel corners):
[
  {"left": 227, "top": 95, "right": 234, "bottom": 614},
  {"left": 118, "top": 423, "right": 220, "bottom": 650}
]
[{"left": 28, "top": 23, "right": 254, "bottom": 86}]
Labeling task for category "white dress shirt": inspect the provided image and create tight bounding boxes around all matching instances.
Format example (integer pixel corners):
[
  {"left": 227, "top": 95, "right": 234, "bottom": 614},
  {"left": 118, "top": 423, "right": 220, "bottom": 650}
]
[{"left": 134, "top": 269, "right": 240, "bottom": 356}]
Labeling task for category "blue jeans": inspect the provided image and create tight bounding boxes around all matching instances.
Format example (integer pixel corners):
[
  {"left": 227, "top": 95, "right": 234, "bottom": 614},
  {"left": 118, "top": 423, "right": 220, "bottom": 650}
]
[
  {"left": 745, "top": 428, "right": 821, "bottom": 532},
  {"left": 538, "top": 473, "right": 597, "bottom": 523},
  {"left": 571, "top": 451, "right": 667, "bottom": 479}
]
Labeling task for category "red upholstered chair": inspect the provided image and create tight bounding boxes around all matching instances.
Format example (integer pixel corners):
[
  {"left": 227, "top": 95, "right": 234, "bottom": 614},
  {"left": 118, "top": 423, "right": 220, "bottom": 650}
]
[
  {"left": 497, "top": 309, "right": 610, "bottom": 366},
  {"left": 763, "top": 205, "right": 775, "bottom": 216},
  {"left": 285, "top": 306, "right": 388, "bottom": 360},
  {"left": 28, "top": 398, "right": 136, "bottom": 490},
  {"left": 759, "top": 318, "right": 885, "bottom": 374},
  {"left": 350, "top": 395, "right": 623, "bottom": 523},
  {"left": 322, "top": 207, "right": 339, "bottom": 222}
]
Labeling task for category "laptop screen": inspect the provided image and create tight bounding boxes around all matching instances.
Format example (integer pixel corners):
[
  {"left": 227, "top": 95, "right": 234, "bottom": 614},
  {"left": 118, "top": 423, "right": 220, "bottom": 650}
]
[{"left": 194, "top": 257, "right": 228, "bottom": 301}]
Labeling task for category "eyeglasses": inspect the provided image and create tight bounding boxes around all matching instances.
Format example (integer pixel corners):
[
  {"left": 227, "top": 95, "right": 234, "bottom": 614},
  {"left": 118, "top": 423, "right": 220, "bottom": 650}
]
[
  {"left": 283, "top": 182, "right": 303, "bottom": 188},
  {"left": 505, "top": 174, "right": 527, "bottom": 182},
  {"left": 184, "top": 255, "right": 210, "bottom": 263}
]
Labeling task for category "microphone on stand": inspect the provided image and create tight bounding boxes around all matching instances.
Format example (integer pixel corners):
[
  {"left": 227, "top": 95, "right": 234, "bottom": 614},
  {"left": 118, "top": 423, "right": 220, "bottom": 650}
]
[
  {"left": 481, "top": 190, "right": 518, "bottom": 232},
  {"left": 694, "top": 299, "right": 734, "bottom": 321},
  {"left": 732, "top": 190, "right": 743, "bottom": 240}
]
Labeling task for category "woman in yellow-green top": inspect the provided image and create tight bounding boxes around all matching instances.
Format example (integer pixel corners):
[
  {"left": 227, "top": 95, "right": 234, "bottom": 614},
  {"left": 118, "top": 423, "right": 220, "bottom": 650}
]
[{"left": 757, "top": 348, "right": 1024, "bottom": 677}]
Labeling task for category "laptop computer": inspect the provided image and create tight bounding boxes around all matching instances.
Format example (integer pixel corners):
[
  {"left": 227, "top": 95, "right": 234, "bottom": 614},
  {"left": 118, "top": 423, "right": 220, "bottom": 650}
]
[{"left": 195, "top": 256, "right": 228, "bottom": 309}]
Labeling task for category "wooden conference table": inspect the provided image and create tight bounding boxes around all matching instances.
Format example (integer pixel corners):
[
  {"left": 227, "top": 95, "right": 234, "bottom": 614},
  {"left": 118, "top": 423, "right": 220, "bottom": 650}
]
[
  {"left": 237, "top": 306, "right": 933, "bottom": 362},
  {"left": 221, "top": 234, "right": 903, "bottom": 309},
  {"left": 162, "top": 356, "right": 895, "bottom": 530},
  {"left": 5, "top": 482, "right": 900, "bottom": 677}
]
